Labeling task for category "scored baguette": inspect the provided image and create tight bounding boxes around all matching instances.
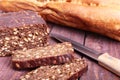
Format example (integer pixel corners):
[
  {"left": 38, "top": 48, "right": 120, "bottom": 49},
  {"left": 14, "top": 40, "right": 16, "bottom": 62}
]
[
  {"left": 20, "top": 58, "right": 88, "bottom": 80},
  {"left": 12, "top": 42, "right": 75, "bottom": 69},
  {"left": 40, "top": 2, "right": 120, "bottom": 41},
  {"left": 1, "top": 0, "right": 120, "bottom": 11},
  {"left": 0, "top": 0, "right": 120, "bottom": 41}
]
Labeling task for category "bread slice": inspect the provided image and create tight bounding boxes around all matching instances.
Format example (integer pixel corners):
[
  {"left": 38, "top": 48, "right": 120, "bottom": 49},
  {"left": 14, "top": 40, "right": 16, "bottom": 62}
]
[
  {"left": 20, "top": 58, "right": 87, "bottom": 80},
  {"left": 12, "top": 42, "right": 75, "bottom": 69},
  {"left": 0, "top": 10, "right": 49, "bottom": 56}
]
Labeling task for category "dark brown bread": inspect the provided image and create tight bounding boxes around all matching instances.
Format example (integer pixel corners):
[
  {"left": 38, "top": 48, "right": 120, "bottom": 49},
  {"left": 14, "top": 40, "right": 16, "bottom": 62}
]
[
  {"left": 0, "top": 10, "right": 49, "bottom": 56},
  {"left": 20, "top": 58, "right": 88, "bottom": 80},
  {"left": 12, "top": 42, "right": 75, "bottom": 69}
]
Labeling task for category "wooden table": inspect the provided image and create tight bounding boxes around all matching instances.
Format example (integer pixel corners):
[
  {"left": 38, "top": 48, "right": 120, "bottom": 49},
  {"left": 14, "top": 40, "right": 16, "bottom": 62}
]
[{"left": 0, "top": 23, "right": 120, "bottom": 80}]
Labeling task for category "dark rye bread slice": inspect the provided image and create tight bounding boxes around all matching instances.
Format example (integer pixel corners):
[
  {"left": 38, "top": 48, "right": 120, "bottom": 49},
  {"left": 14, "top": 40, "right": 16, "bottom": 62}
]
[
  {"left": 0, "top": 10, "right": 49, "bottom": 56},
  {"left": 20, "top": 58, "right": 88, "bottom": 80},
  {"left": 12, "top": 42, "right": 75, "bottom": 69}
]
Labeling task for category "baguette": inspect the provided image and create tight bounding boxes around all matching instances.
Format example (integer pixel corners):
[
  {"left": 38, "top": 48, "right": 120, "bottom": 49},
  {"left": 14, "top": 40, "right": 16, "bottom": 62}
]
[
  {"left": 12, "top": 42, "right": 75, "bottom": 69},
  {"left": 1, "top": 0, "right": 120, "bottom": 11},
  {"left": 20, "top": 58, "right": 88, "bottom": 80},
  {"left": 0, "top": 10, "right": 49, "bottom": 56},
  {"left": 0, "top": 0, "right": 41, "bottom": 12},
  {"left": 0, "top": 0, "right": 120, "bottom": 41},
  {"left": 40, "top": 2, "right": 120, "bottom": 41}
]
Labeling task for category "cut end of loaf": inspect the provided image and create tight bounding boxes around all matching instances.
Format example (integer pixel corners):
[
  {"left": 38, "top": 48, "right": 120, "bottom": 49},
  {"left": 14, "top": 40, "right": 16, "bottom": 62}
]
[{"left": 0, "top": 10, "right": 49, "bottom": 56}]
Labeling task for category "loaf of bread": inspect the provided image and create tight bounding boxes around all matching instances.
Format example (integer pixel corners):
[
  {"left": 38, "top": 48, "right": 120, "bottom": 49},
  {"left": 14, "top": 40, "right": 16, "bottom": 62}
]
[
  {"left": 0, "top": 0, "right": 120, "bottom": 41},
  {"left": 20, "top": 58, "right": 88, "bottom": 80},
  {"left": 40, "top": 2, "right": 120, "bottom": 41},
  {"left": 0, "top": 10, "right": 49, "bottom": 56},
  {"left": 1, "top": 0, "right": 120, "bottom": 10},
  {"left": 12, "top": 42, "right": 75, "bottom": 69}
]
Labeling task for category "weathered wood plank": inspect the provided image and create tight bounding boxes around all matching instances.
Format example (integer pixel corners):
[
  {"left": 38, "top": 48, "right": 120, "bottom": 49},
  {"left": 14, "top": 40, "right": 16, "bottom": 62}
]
[
  {"left": 80, "top": 32, "right": 120, "bottom": 80},
  {"left": 50, "top": 24, "right": 86, "bottom": 58},
  {"left": 50, "top": 24, "right": 85, "bottom": 45},
  {"left": 0, "top": 57, "right": 26, "bottom": 80}
]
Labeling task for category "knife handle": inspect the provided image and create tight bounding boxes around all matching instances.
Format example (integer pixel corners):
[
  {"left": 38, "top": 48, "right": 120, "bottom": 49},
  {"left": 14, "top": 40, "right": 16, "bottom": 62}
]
[{"left": 98, "top": 53, "right": 120, "bottom": 77}]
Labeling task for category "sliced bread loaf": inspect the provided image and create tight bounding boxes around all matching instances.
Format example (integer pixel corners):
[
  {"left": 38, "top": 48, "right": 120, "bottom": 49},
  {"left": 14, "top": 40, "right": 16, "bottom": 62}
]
[{"left": 0, "top": 10, "right": 49, "bottom": 56}]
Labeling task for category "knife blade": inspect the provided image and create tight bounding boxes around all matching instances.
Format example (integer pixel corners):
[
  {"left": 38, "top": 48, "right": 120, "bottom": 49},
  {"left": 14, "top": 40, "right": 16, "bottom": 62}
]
[
  {"left": 50, "top": 33, "right": 120, "bottom": 77},
  {"left": 50, "top": 33, "right": 101, "bottom": 61}
]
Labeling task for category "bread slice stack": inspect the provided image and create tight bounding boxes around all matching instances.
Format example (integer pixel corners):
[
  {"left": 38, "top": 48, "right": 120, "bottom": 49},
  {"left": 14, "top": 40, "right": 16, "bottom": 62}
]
[{"left": 12, "top": 42, "right": 88, "bottom": 80}]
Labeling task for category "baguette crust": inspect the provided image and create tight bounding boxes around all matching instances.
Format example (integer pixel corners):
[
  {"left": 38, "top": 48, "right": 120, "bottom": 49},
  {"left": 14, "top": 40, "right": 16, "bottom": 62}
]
[
  {"left": 40, "top": 2, "right": 120, "bottom": 41},
  {"left": 0, "top": 0, "right": 42, "bottom": 12},
  {"left": 1, "top": 0, "right": 120, "bottom": 12},
  {"left": 0, "top": 0, "right": 120, "bottom": 41}
]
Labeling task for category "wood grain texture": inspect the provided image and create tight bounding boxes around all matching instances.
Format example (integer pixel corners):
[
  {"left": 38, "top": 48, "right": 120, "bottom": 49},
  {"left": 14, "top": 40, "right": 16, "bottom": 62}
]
[
  {"left": 80, "top": 32, "right": 120, "bottom": 80},
  {"left": 50, "top": 23, "right": 85, "bottom": 58},
  {"left": 0, "top": 23, "right": 120, "bottom": 80},
  {"left": 50, "top": 23, "right": 85, "bottom": 44},
  {"left": 0, "top": 57, "right": 28, "bottom": 80}
]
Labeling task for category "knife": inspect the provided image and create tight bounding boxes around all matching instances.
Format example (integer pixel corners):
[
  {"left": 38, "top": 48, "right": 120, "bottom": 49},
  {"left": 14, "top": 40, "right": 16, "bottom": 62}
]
[{"left": 50, "top": 33, "right": 120, "bottom": 77}]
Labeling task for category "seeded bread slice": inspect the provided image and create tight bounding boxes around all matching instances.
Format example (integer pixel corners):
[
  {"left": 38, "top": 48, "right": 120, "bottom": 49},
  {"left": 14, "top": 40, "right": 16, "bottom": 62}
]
[
  {"left": 0, "top": 10, "right": 49, "bottom": 56},
  {"left": 20, "top": 58, "right": 87, "bottom": 80},
  {"left": 12, "top": 42, "right": 75, "bottom": 69}
]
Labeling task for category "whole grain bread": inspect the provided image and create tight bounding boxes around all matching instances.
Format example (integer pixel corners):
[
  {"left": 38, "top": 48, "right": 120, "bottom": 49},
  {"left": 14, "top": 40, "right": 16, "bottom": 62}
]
[
  {"left": 12, "top": 42, "right": 75, "bottom": 69},
  {"left": 20, "top": 58, "right": 88, "bottom": 80},
  {"left": 0, "top": 10, "right": 49, "bottom": 56}
]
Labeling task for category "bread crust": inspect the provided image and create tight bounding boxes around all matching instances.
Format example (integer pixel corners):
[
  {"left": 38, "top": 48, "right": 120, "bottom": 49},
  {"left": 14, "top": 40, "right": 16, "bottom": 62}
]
[
  {"left": 0, "top": 0, "right": 120, "bottom": 41},
  {"left": 40, "top": 2, "right": 120, "bottom": 41},
  {"left": 12, "top": 53, "right": 75, "bottom": 69}
]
